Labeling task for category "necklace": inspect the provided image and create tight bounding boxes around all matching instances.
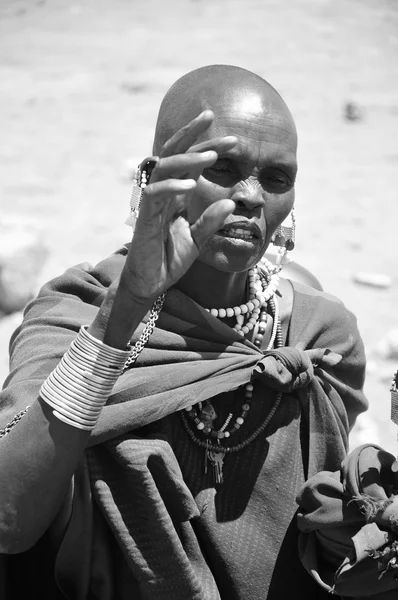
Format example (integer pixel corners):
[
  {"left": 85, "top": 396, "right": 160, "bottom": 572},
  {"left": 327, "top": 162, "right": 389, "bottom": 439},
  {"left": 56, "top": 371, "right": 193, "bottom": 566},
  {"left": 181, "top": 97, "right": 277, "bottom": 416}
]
[
  {"left": 181, "top": 285, "right": 283, "bottom": 484},
  {"left": 205, "top": 261, "right": 279, "bottom": 336}
]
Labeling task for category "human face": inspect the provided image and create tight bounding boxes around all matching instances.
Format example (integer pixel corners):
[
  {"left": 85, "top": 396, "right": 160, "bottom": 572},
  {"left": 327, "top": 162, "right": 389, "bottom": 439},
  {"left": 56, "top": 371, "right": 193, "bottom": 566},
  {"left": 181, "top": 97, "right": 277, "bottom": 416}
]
[{"left": 188, "top": 93, "right": 298, "bottom": 273}]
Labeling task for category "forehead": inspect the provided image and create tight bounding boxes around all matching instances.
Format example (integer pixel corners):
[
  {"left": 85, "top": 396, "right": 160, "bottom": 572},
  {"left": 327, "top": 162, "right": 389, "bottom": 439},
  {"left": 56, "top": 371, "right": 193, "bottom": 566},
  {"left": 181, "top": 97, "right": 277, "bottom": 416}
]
[{"left": 202, "top": 93, "right": 297, "bottom": 165}]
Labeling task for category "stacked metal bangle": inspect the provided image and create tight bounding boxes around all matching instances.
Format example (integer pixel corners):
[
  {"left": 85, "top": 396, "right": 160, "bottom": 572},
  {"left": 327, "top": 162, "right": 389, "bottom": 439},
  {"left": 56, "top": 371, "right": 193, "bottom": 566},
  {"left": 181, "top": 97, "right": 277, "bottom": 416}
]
[{"left": 40, "top": 326, "right": 131, "bottom": 431}]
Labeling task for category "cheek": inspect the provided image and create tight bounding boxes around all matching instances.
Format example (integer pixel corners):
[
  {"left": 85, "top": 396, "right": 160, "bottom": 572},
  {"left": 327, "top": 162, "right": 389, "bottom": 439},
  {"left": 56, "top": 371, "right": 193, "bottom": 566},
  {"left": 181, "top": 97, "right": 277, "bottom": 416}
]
[
  {"left": 265, "top": 190, "right": 295, "bottom": 233},
  {"left": 188, "top": 180, "right": 230, "bottom": 222}
]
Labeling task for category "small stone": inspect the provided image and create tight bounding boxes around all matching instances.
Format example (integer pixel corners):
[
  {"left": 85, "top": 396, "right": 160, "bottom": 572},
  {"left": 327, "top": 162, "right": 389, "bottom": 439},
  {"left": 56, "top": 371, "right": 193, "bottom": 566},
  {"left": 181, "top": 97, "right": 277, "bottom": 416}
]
[
  {"left": 352, "top": 272, "right": 392, "bottom": 289},
  {"left": 344, "top": 102, "right": 362, "bottom": 122}
]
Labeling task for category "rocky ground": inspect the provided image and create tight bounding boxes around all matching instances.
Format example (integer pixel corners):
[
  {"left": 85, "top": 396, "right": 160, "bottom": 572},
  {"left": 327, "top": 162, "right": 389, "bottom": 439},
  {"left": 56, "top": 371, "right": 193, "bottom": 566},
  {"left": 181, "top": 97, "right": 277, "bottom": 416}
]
[{"left": 1, "top": 0, "right": 398, "bottom": 452}]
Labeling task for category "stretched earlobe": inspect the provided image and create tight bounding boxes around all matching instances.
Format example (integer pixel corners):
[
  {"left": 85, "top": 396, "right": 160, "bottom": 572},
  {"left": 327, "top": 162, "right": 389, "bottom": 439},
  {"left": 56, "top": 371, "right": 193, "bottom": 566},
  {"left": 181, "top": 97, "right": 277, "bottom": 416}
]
[
  {"left": 124, "top": 157, "right": 158, "bottom": 231},
  {"left": 270, "top": 207, "right": 296, "bottom": 269}
]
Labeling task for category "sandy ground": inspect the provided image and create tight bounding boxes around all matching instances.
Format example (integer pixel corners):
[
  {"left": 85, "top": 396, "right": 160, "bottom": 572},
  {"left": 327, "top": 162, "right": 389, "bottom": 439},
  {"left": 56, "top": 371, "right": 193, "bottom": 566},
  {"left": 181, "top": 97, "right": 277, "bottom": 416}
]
[{"left": 1, "top": 0, "right": 398, "bottom": 452}]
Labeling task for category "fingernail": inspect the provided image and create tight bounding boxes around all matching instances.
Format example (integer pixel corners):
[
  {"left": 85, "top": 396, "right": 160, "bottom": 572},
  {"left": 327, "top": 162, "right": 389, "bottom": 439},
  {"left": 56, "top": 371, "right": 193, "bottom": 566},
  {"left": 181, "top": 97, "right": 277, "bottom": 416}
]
[
  {"left": 199, "top": 109, "right": 214, "bottom": 120},
  {"left": 223, "top": 136, "right": 238, "bottom": 144},
  {"left": 181, "top": 179, "right": 196, "bottom": 187}
]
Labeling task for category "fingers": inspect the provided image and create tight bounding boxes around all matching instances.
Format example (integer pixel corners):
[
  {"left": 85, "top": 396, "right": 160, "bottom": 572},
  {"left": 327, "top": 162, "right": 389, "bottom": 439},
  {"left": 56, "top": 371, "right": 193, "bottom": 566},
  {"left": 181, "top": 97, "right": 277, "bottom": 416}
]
[
  {"left": 188, "top": 135, "right": 238, "bottom": 155},
  {"left": 150, "top": 150, "right": 217, "bottom": 184},
  {"left": 143, "top": 178, "right": 196, "bottom": 202},
  {"left": 190, "top": 199, "right": 236, "bottom": 249},
  {"left": 155, "top": 110, "right": 238, "bottom": 187},
  {"left": 160, "top": 110, "right": 214, "bottom": 158}
]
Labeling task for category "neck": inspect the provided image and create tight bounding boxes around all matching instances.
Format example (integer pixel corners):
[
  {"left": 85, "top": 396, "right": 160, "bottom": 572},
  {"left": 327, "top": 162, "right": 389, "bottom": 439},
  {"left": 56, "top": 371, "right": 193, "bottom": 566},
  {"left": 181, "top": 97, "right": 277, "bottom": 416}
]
[{"left": 175, "top": 261, "right": 250, "bottom": 309}]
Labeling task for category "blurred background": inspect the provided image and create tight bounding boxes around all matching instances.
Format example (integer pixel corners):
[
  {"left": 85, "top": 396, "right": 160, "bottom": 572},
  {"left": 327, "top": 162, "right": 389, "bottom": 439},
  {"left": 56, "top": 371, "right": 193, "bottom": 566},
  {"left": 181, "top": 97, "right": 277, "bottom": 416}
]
[{"left": 0, "top": 0, "right": 397, "bottom": 451}]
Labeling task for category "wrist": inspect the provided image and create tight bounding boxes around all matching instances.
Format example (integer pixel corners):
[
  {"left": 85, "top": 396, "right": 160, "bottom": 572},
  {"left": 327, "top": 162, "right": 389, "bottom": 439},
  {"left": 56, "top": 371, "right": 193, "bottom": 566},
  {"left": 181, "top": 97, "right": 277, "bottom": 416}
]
[{"left": 88, "top": 280, "right": 157, "bottom": 350}]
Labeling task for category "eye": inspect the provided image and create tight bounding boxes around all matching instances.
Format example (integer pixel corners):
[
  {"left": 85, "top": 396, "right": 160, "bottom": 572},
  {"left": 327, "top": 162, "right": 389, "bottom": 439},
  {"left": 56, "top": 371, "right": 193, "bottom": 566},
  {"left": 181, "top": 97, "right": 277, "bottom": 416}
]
[
  {"left": 203, "top": 158, "right": 239, "bottom": 186},
  {"left": 261, "top": 168, "right": 293, "bottom": 193},
  {"left": 207, "top": 158, "right": 234, "bottom": 174}
]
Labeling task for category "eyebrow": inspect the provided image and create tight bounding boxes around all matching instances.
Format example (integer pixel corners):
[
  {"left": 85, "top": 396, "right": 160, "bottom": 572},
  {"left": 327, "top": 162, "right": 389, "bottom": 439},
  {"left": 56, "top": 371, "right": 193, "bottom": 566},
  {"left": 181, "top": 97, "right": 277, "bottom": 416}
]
[{"left": 218, "top": 147, "right": 298, "bottom": 173}]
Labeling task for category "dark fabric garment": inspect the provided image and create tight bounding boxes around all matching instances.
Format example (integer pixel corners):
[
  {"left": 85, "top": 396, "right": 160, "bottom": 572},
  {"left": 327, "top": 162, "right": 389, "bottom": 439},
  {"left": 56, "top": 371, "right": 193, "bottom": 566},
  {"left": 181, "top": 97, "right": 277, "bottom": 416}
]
[
  {"left": 1, "top": 542, "right": 62, "bottom": 600},
  {"left": 297, "top": 444, "right": 398, "bottom": 598},
  {"left": 0, "top": 248, "right": 367, "bottom": 599}
]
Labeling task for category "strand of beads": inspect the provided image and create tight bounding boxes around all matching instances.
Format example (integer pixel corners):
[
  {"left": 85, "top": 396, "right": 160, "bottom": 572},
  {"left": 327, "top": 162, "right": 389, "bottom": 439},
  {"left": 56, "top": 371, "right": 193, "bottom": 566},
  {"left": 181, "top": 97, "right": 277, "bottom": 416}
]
[
  {"left": 205, "top": 263, "right": 279, "bottom": 337},
  {"left": 184, "top": 381, "right": 255, "bottom": 441},
  {"left": 180, "top": 308, "right": 283, "bottom": 459},
  {"left": 183, "top": 291, "right": 280, "bottom": 442}
]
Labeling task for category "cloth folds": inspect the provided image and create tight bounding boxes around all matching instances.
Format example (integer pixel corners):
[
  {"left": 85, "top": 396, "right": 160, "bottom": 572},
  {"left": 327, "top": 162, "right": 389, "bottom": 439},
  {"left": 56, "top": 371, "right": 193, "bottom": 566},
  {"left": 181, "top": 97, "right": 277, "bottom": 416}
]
[
  {"left": 297, "top": 444, "right": 398, "bottom": 598},
  {"left": 253, "top": 347, "right": 342, "bottom": 392},
  {"left": 0, "top": 247, "right": 368, "bottom": 599}
]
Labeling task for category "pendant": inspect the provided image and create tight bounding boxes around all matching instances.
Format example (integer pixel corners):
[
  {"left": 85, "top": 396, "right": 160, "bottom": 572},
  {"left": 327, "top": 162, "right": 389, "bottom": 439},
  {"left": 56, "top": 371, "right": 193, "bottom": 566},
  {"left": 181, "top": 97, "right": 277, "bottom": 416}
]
[
  {"left": 207, "top": 450, "right": 225, "bottom": 485},
  {"left": 199, "top": 402, "right": 217, "bottom": 427}
]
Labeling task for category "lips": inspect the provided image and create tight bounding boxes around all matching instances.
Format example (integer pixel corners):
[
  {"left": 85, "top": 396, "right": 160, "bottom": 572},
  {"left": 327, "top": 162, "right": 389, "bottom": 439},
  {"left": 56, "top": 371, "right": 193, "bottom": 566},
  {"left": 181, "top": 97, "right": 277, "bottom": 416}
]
[{"left": 216, "top": 221, "right": 261, "bottom": 242}]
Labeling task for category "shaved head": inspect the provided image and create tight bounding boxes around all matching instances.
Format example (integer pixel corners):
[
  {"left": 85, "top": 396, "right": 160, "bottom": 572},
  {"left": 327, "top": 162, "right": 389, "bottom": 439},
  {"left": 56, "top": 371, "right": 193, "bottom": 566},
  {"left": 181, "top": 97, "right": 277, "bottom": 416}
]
[
  {"left": 153, "top": 64, "right": 296, "bottom": 154},
  {"left": 150, "top": 64, "right": 298, "bottom": 275}
]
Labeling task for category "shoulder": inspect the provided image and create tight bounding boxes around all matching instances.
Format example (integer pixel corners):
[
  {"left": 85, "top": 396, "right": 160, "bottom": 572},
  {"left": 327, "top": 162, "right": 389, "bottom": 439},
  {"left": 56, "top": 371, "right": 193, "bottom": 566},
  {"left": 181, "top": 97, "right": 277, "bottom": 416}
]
[
  {"left": 289, "top": 279, "right": 345, "bottom": 308},
  {"left": 281, "top": 261, "right": 323, "bottom": 292},
  {"left": 263, "top": 250, "right": 323, "bottom": 291},
  {"left": 287, "top": 279, "right": 362, "bottom": 347}
]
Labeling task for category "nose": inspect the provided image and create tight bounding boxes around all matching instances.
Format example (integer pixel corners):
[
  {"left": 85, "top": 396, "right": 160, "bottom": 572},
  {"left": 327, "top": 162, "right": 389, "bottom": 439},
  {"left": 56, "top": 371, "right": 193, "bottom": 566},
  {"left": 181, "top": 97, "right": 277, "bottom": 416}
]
[{"left": 230, "top": 179, "right": 264, "bottom": 212}]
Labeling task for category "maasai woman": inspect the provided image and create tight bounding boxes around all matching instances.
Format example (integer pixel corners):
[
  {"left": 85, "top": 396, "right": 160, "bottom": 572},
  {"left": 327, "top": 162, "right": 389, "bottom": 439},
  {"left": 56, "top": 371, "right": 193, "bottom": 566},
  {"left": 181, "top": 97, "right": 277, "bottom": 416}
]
[{"left": 0, "top": 65, "right": 368, "bottom": 599}]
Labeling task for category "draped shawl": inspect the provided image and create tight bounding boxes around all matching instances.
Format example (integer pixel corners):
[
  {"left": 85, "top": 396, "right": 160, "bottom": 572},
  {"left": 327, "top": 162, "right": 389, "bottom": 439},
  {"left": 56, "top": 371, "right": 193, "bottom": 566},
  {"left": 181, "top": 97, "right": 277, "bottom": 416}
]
[
  {"left": 297, "top": 444, "right": 398, "bottom": 598},
  {"left": 0, "top": 248, "right": 368, "bottom": 598}
]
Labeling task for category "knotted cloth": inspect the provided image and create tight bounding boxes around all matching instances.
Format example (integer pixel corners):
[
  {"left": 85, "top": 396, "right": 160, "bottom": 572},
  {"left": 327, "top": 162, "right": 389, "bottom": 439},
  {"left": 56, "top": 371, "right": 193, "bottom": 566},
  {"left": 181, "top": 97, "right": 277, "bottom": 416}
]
[
  {"left": 253, "top": 347, "right": 342, "bottom": 392},
  {"left": 297, "top": 444, "right": 398, "bottom": 598}
]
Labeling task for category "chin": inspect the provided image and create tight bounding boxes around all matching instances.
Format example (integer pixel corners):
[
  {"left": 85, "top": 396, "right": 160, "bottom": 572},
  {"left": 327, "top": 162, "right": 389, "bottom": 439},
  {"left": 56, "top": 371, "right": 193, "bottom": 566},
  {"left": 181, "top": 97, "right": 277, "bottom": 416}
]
[
  {"left": 197, "top": 249, "right": 260, "bottom": 274},
  {"left": 198, "top": 235, "right": 267, "bottom": 273}
]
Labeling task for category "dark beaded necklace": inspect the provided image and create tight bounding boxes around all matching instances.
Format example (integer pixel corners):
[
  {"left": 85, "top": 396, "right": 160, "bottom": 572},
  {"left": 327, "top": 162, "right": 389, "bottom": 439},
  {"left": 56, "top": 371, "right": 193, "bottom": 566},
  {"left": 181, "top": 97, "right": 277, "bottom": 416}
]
[{"left": 180, "top": 295, "right": 283, "bottom": 485}]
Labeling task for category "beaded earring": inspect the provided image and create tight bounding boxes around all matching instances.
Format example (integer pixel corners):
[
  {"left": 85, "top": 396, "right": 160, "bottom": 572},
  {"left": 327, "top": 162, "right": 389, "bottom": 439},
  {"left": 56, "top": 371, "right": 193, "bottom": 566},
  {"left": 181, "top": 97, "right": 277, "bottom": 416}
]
[
  {"left": 124, "top": 157, "right": 158, "bottom": 232},
  {"left": 271, "top": 207, "right": 296, "bottom": 270}
]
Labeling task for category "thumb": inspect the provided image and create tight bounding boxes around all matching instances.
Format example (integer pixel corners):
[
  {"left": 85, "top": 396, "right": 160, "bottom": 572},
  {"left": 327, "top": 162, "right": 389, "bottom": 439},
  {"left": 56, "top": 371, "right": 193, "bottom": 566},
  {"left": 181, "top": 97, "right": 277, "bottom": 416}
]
[{"left": 190, "top": 200, "right": 236, "bottom": 249}]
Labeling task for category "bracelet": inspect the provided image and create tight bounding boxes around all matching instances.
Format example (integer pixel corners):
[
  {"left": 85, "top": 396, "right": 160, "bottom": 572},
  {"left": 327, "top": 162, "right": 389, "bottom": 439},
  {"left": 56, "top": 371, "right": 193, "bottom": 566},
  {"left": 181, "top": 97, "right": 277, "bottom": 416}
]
[
  {"left": 40, "top": 293, "right": 166, "bottom": 431},
  {"left": 40, "top": 326, "right": 131, "bottom": 431}
]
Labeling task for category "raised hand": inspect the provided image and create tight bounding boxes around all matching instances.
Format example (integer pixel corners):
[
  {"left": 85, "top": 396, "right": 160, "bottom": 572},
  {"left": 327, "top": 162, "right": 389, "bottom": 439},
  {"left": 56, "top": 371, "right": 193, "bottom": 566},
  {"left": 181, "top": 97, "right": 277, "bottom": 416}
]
[
  {"left": 91, "top": 110, "right": 237, "bottom": 348},
  {"left": 122, "top": 110, "right": 237, "bottom": 302}
]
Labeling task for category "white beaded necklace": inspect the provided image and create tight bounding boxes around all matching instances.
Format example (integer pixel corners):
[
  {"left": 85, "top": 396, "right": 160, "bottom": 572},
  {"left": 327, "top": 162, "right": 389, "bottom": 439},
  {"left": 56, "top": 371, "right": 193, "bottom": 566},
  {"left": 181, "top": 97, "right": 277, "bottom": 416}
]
[{"left": 205, "top": 259, "right": 279, "bottom": 336}]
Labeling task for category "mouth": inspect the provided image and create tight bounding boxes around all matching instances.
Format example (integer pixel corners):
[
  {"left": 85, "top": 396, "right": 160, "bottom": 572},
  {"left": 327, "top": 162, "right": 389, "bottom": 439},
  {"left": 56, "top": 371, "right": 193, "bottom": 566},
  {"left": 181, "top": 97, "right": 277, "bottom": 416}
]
[{"left": 216, "top": 221, "right": 261, "bottom": 243}]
